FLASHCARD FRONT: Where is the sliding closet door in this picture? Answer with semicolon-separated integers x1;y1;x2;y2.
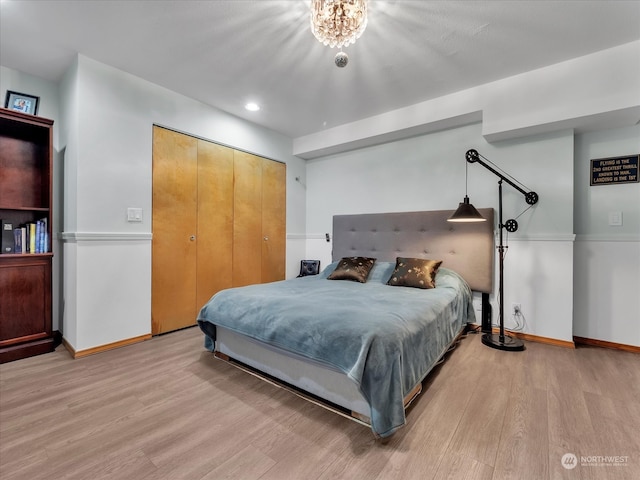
153;127;286;334
232;151;263;287
261;159;286;283
152;126;198;335
196;140;234;309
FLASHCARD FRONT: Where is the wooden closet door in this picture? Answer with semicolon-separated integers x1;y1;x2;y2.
196;140;234;309
232;151;263;287
152;126;198;335
261;159;286;283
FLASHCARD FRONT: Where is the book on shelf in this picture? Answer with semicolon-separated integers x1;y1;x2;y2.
29;222;36;253
0;219;49;254
1;219;15;253
36;220;44;253
26;219;49;253
21;227;27;253
24;223;31;252
14;227;23;253
40;218;48;253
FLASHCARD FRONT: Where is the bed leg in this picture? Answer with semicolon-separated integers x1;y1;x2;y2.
214;351;230;362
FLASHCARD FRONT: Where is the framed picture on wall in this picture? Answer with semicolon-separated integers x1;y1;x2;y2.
4;90;40;115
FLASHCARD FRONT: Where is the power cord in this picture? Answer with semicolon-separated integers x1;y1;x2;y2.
466;308;527;335
464;324;483;335
510;309;527;332
487;308;527;333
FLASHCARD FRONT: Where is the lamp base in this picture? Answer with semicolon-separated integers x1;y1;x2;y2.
481;333;525;351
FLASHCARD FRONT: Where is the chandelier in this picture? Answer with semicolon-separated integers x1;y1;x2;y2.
310;0;368;48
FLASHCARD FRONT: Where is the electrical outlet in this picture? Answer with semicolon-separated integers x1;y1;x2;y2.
512;303;521;315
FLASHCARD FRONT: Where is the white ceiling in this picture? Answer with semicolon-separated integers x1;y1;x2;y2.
1;0;639;139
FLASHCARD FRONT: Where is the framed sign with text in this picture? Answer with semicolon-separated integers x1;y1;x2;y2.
590;154;639;186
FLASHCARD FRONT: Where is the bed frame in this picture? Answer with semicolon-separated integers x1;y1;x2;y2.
213;209;495;433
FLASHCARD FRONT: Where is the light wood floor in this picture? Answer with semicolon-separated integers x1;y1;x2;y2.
1;327;639;480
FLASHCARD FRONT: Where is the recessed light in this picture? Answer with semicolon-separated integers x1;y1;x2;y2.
245;102;260;112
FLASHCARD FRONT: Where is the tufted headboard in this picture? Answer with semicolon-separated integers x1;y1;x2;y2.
332;209;495;293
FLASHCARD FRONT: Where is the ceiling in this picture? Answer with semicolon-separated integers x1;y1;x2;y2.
1;1;639;139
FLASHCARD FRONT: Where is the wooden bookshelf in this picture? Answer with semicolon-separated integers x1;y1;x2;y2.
0;107;55;363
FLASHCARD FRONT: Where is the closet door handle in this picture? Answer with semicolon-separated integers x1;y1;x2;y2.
190;235;196;241
263;236;269;241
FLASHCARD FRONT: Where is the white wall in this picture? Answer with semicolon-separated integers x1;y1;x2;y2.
58;58;79;343
574;125;640;236
53;55;306;352
306;125;574;236
68;55;305;235
306;123;575;343
573;241;639;346
0;65;60;121
573;125;640;346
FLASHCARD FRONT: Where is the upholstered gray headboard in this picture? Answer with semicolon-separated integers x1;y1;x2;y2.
332;209;495;294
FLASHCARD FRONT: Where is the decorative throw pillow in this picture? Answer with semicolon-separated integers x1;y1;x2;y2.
387;257;443;289
327;257;376;283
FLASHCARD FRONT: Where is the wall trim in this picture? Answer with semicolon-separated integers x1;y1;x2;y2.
498;328;575;349
293;233;581;242
507;233;576;242
573;336;640;354
470;324;575;348
574;233;640;242
60;232;153;242
62;333;152;359
287;233;328;240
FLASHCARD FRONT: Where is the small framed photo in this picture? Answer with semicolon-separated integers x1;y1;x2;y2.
4;90;40;115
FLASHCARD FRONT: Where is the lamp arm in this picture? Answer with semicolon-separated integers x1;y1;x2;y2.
466;149;538;205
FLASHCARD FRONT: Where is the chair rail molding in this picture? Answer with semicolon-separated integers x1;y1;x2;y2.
60;232;153;242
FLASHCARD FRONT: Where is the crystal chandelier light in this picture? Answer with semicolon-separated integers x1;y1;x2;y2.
310;0;368;48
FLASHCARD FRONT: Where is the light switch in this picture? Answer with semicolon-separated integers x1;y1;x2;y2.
127;207;143;223
608;211;622;226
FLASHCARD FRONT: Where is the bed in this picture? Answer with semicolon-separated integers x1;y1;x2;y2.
197;209;494;438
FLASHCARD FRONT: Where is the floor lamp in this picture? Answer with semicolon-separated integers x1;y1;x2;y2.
448;149;539;351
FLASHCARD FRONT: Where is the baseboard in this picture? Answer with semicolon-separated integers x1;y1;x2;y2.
62;334;152;359
573;336;640;354
471;325;640;352
501;329;575;349
469;324;575;348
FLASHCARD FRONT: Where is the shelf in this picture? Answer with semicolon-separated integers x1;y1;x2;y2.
0;252;53;259
0;206;50;211
0;107;55;363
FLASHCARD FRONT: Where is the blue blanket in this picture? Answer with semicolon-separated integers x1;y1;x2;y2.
197;262;474;437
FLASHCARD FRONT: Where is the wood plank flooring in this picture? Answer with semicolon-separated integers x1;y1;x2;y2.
1;327;639;480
